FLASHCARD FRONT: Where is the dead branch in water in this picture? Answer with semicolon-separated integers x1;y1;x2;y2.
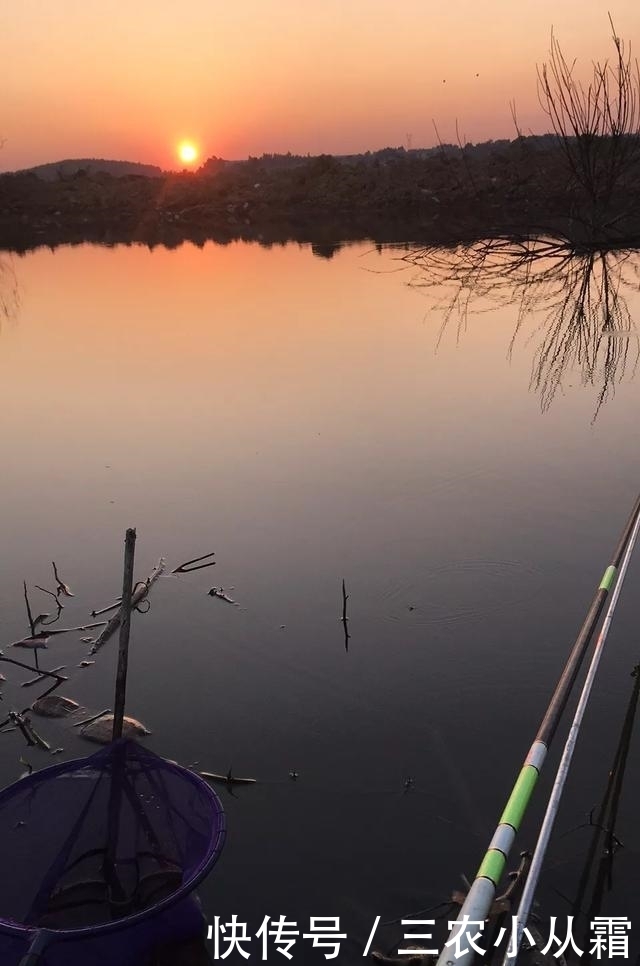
9;621;107;649
72;708;111;729
25;718;51;752
34;585;64;625
89;557;165;653
8;711;50;751
200;770;257;785
172;551;216;574
342;579;351;651
20;666;67;688
0;659;68;747
0;656;67;682
46;622;107;635
35;585;63;606
8;712;36;747
23;581;36;637
91;599;122;617
52;561;74;597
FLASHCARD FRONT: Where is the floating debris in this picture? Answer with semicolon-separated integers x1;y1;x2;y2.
31;695;80;719
12;635;49;650
80;713;150;745
208;587;237;605
77;659;95;667
289;770;299;781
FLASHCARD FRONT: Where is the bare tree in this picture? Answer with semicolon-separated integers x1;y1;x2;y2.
537;17;640;234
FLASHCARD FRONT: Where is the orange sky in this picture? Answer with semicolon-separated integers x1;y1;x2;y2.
1;1;638;172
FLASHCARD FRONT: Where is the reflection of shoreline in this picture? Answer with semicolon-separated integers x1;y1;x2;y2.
0;222;385;257
4;218;640;259
0;216;517;257
0;256;20;325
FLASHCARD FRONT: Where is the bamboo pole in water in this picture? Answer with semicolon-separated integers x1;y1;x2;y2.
112;528;136;741
435;491;640;966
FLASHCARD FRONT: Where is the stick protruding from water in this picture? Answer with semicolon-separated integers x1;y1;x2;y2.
341;578;351;651
112;528;136;741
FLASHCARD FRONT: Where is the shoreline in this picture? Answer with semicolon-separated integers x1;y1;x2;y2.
2;146;640;254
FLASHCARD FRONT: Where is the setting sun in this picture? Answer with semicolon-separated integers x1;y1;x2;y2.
177;141;198;165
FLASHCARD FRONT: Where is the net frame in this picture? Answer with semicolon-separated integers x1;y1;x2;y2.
0;739;226;944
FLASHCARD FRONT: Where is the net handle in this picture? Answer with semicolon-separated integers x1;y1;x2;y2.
19;929;54;966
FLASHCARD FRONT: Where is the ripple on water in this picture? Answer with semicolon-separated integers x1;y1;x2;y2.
380;558;547;626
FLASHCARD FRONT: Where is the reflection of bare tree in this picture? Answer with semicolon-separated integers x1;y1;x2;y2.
404;237;640;418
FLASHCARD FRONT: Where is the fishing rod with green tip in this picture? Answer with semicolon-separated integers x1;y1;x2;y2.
435;490;640;966
502;500;640;964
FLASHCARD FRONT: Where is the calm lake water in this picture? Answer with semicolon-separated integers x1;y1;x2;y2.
1;240;639;963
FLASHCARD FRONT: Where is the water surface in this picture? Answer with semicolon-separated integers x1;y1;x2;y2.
1;240;639;962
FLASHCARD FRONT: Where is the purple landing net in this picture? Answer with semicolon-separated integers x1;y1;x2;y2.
0;739;225;935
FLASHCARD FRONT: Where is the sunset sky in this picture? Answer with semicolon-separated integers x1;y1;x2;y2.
2;1;638;172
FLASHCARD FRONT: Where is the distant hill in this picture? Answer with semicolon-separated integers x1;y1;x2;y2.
17;159;164;180
6;136;567;183
197;134;563;174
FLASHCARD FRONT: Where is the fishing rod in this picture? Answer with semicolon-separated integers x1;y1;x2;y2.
570;662;640;934
435;491;640;966
502;502;640;964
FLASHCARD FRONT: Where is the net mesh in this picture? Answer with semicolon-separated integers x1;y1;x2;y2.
0;739;225;933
